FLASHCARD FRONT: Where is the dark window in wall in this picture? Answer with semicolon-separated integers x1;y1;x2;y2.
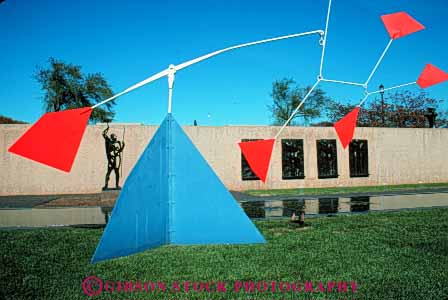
241;201;265;218
316;139;338;179
241;139;260;181
318;198;339;214
282;139;305;180
350;196;370;212
282;199;305;217
349;139;369;177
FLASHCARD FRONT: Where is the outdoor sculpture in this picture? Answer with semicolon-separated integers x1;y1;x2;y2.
425;108;438;128
102;124;125;190
7;0;448;263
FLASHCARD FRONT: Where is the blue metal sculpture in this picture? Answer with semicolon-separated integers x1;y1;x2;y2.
91;114;265;263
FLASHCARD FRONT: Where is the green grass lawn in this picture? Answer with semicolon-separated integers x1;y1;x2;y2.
246;182;448;196
1;208;447;300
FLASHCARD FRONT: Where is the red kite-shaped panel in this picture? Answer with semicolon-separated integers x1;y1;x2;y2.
238;139;275;183
8;107;92;172
417;64;448;88
334;107;360;149
381;12;425;39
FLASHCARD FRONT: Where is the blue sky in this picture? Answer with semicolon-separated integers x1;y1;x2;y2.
1;0;447;126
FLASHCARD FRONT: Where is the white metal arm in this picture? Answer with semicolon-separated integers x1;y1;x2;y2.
368;81;416;95
319;0;332;78
91;30;324;111
274;79;321;139
321;78;364;87
91;69;169;109
317;38;394;91
364;39;393;87
275;0;333;139
358;81;416;107
175;30;324;71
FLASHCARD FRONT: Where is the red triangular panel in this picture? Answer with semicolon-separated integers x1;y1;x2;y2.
8;107;92;172
334;107;360;149
380;12;425;39
417;64;448;88
238;139;275;183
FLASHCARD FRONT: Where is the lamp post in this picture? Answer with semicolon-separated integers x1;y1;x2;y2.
379;84;385;126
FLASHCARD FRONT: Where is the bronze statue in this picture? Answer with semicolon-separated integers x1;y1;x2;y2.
102;124;125;190
425;107;437;128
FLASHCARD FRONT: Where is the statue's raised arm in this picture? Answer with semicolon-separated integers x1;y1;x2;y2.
102;123;110;140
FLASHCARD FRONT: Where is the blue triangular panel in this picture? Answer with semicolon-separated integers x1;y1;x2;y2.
169;117;266;245
91;115;170;263
91;114;265;263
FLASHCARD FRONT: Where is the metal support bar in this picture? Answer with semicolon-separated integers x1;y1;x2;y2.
357;93;370;107
321;78;364;87
319;0;332;78
364;39;393;87
91;69;169;109
167;65;176;114
274;79;321;139
358;81;416;107
90;30;324;111
176;30;324;71
368;81;416;95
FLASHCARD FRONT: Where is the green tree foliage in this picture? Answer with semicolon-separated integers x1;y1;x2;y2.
0;115;26;124
326;90;448;128
268;78;329;126
35;58;115;123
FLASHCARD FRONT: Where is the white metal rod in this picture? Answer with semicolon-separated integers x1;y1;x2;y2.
364;39;393;87
357;82;416;107
368;81;416;95
274;80;321;139
321;78;364;87
319;0;332;77
175;30;324;71
91;69;169;109
91;30;324;110
167;66;175;113
167;88;173;114
357;93;370;107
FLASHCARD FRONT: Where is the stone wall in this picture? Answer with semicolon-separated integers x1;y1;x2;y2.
1;124;447;195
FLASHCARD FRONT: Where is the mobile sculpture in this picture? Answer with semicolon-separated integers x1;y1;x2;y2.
240;7;448;182
8;0;448;263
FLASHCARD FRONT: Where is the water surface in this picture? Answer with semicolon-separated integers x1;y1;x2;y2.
1;192;447;228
